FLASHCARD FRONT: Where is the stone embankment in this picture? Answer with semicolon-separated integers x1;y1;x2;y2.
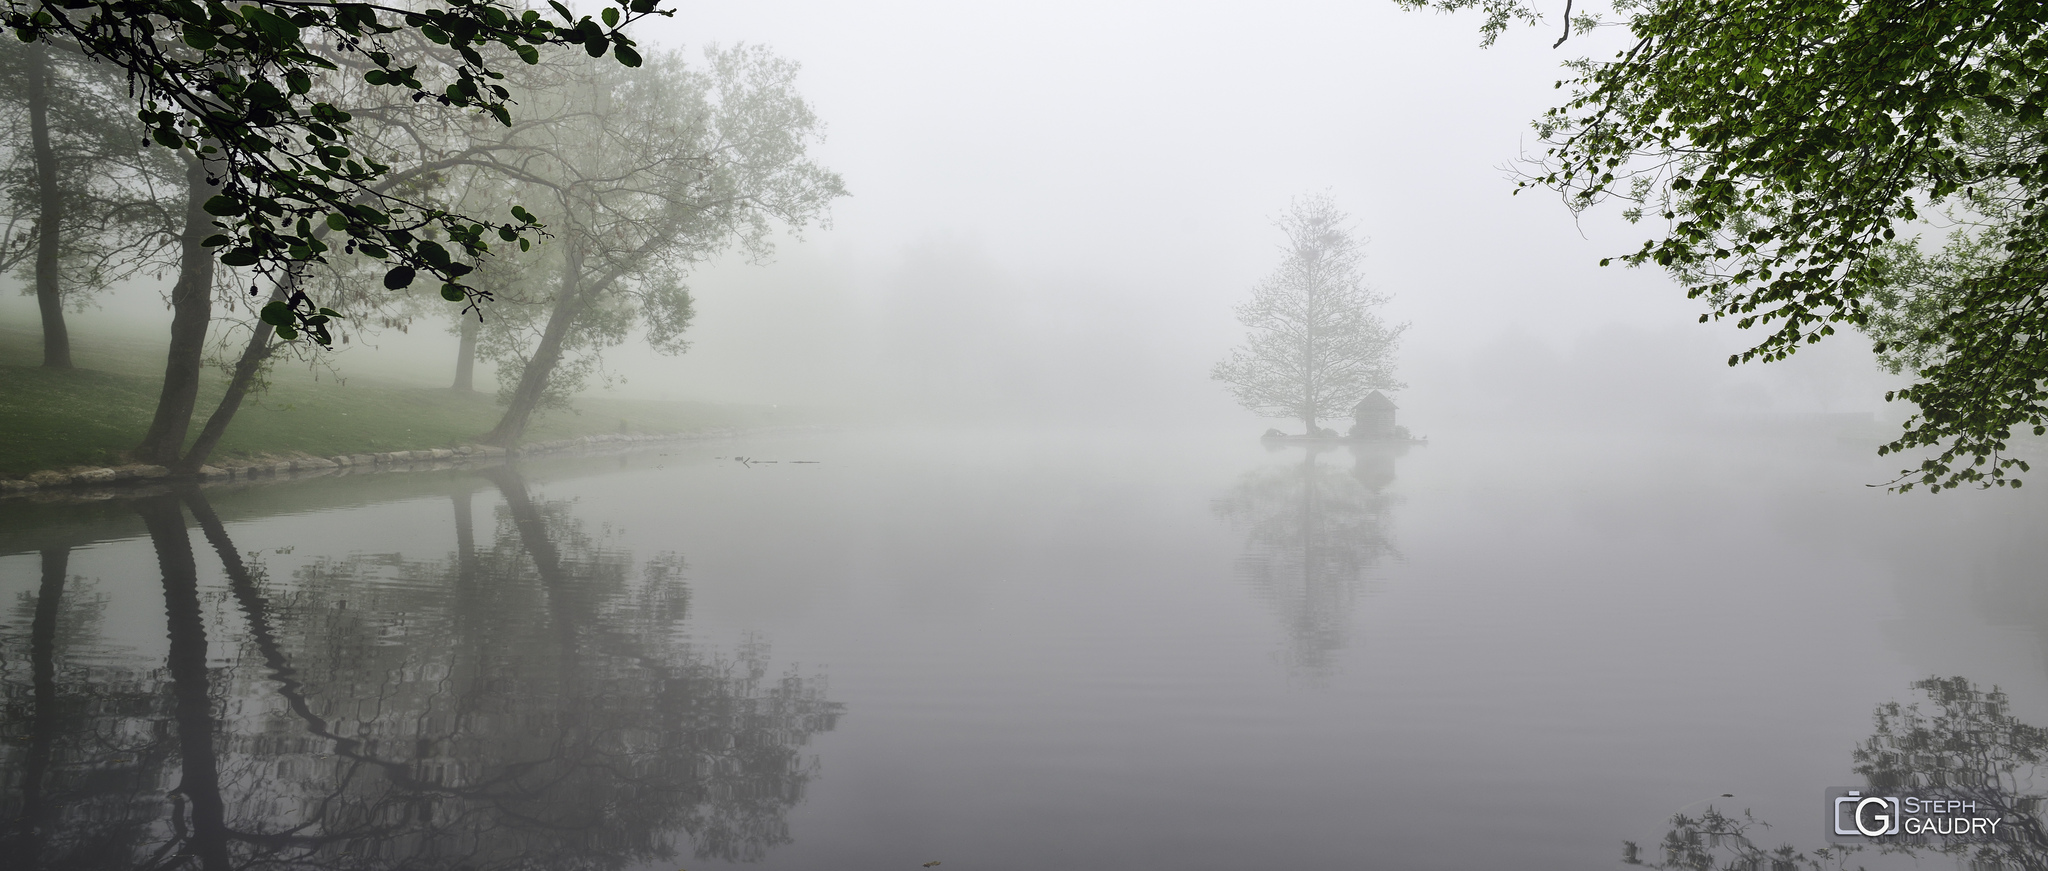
0;431;721;498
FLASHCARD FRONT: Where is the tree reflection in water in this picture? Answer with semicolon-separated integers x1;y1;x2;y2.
1214;443;1403;675
1627;677;2048;871
0;544;171;871
0;472;840;870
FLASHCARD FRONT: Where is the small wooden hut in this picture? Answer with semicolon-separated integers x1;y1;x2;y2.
1350;391;1397;439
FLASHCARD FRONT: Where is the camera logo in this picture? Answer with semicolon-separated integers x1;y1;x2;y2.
1825;788;1999;842
1834;791;1901;837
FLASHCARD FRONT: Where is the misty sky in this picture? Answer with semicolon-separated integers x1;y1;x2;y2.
622;0;1900;424
0;0;1907;426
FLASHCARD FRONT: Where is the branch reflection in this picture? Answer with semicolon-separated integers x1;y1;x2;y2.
1215;443;1404;675
0;474;840;869
1629;677;2048;870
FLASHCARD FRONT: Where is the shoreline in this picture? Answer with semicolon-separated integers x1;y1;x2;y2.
0;427;809;502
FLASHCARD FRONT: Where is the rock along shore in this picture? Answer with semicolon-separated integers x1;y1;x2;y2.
0;429;758;501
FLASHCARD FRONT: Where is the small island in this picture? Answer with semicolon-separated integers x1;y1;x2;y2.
1212;195;1422;445
1260;391;1427;444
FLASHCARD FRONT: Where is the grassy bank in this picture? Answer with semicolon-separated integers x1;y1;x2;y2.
0;323;796;476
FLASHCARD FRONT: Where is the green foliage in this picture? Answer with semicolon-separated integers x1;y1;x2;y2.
1;0;670;345
1390;0;1542;47
1405;0;2048;491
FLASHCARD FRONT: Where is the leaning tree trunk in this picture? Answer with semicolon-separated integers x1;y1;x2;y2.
26;44;69;370
182;487;338;743
165;158;460;472
482;224;673;446
134;153;219;465
482;246;589;446
174;283;285;475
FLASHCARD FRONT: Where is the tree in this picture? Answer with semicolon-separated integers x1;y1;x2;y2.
160;21;568;472
1212;194;1406;435
476;44;844;446
2;0;671;344
0;481;842;869
0;37;182;369
133;147;224;466
1400;0;2048;491
1214;444;1402;675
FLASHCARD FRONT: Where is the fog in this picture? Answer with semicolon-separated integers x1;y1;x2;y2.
9;8;2047;868
0;0;1909;432
610;0;1906;427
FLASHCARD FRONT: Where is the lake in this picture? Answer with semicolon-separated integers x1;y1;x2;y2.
5;424;2047;870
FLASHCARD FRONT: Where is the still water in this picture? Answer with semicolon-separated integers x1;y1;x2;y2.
4;426;2048;870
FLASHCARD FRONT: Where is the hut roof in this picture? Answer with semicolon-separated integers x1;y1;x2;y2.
1353;391;1396;413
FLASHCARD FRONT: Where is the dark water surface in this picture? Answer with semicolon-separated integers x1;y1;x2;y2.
5;427;2048;870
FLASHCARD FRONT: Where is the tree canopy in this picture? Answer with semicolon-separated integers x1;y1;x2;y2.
471;43;844;445
2;0;669;344
0;36;183;367
1402;0;2048;491
1213;194;1405;435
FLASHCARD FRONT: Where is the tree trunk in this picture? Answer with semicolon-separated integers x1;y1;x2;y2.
1300;318;1316;436
482;245;588;446
488;467;587;688
1299;448;1318;643
10;548;66;866
174;284;284;475
138;496;232;871
183;488;419;789
172;182;382;473
453;489;476;590
479;231;665;446
135;154;219;465
26;44;70;370
169;160;441;472
453;313;479;391
182;489;329;732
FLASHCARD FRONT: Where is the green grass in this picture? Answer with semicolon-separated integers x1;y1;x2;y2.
0;322;793;476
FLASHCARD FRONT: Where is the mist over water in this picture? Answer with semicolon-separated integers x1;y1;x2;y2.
3;426;2044;869
8;2;2048;869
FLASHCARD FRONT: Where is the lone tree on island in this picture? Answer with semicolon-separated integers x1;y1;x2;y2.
1213;194;1406;435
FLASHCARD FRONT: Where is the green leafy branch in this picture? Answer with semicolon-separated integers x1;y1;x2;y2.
2;0;670;344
